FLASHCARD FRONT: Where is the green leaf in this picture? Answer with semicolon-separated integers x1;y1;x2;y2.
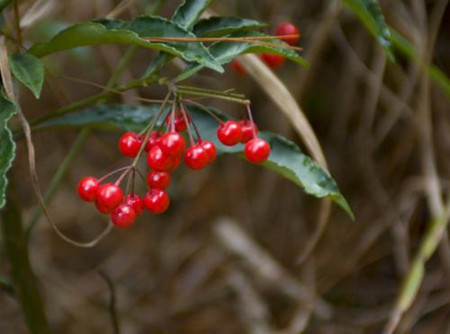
174;31;309;82
342;0;394;60
10;53;45;99
172;0;215;29
35;104;353;219
193;16;266;37
28;16;223;73
0;93;18;209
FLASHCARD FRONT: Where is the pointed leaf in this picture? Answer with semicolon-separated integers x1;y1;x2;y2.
342;0;393;60
0;93;18;209
172;0;215;29
28;16;223;73
35;104;353;218
174;31;308;82
193;16;266;37
10;53;44;99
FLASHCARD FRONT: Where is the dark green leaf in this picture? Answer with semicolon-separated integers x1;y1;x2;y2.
0;93;18;209
172;0;215;29
342;0;394;60
174;31;308;82
193;16;266;37
35;104;353;218
10;53;44;99
28;16;223;73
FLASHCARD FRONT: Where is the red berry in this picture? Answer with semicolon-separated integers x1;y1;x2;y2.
147;171;171;189
144;189;170;214
199;141;217;163
96;183;124;213
167;156;181;172
77;177;98;202
275;22;300;45
125;194;145;216
111;204;136;228
166;112;190;132
231;59;245;74
240;120;258;143
119;132;143;157
145;131;162;152
147;145;173;171
245;139;271;163
217;121;242;146
160;132;186;157
260;53;285;68
95;201;110;214
184;145;209;170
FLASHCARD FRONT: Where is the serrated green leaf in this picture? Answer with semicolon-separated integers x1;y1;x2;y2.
172;0;215;29
34;104;353;219
193;16;266;37
342;0;394;60
28;16;223;73
0;93;18;209
174;31;308;82
10;53;44;99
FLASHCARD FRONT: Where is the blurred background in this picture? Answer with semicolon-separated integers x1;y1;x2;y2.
1;0;450;333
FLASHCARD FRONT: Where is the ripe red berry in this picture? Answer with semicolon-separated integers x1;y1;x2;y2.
96;183;124;213
275;22;300;45
199;141;217;163
147;145;173;171
119;132;143;157
166;112;190;132
184;145;209;170
144;189;170;214
147;170;171;189
245;138;271;163
260;53;285;68
240;120;258;143
231;58;245;74
77;177;99;202
217;121;242;146
111;204;136;228
125;194;145;216
145;131;162;152
96;201;111;214
167;156;181;172
160;132;186;157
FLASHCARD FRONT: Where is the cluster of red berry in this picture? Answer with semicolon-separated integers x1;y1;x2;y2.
231;22;300;72
77;104;270;228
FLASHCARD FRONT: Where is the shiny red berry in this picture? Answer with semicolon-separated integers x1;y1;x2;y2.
240;120;258;143
166;112;190;132
260;53;285;68
160;132;186;157
119;132;143;157
125;194;145;216
184;145;209;170
275;22;300;45
77;177;98;202
231;58;245;74
199;141;217;163
145;131;162;152
147;145;173;171
95;201;111;214
111;204;136;228
144;189;170;214
96;183;124;213
147;171;171;189
217;121;242;146
245;138;271;163
167;156;181;172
